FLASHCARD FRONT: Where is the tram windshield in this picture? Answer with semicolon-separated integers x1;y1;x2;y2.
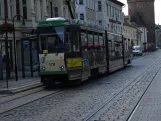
39;27;65;53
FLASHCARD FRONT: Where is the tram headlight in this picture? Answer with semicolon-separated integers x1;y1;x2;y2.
40;66;46;71
41;57;45;64
59;65;64;70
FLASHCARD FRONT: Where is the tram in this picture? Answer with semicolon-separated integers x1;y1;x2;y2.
37;17;132;85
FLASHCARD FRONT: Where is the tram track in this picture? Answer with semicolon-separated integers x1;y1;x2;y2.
0;87;65;114
0;52;160;120
0;86;46;105
125;62;161;121
82;56;161;121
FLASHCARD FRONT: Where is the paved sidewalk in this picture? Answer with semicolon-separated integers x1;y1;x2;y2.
0;77;42;94
129;66;161;121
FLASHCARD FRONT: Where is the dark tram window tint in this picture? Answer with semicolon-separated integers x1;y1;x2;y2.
72;28;80;52
87;31;93;48
81;30;88;49
94;33;98;47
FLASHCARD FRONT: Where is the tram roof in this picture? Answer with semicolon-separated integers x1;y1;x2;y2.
37;17;104;32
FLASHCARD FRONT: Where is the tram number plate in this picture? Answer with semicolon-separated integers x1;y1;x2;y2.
49;63;55;66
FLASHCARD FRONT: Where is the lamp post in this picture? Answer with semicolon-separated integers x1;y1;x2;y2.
12;15;25;81
4;0;9;88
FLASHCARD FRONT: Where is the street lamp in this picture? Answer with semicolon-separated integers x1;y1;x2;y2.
12;15;25;81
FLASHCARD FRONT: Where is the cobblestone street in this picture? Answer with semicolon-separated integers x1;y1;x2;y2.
0;51;161;121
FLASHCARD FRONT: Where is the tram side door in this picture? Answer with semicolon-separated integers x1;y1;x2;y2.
65;27;82;69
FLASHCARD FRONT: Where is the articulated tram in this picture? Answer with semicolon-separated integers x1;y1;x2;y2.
37;17;132;85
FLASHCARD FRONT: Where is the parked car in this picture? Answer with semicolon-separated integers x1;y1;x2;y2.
156;46;159;50
132;45;142;56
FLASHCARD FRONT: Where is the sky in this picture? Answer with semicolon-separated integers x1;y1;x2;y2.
120;0;161;25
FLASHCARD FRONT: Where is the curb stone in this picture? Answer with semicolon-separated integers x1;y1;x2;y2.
0;82;43;95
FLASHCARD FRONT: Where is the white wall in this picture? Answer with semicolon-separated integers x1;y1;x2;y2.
138;27;148;49
95;0;124;33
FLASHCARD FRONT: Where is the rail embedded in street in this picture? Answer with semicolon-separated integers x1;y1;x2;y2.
0;51;161;121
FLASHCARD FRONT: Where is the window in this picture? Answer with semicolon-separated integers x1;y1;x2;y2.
80;13;84;20
81;30;87;48
99;34;104;48
98;1;102;12
54;7;58;17
94;33;98;47
93;0;95;10
40;0;43;19
112;7;114;16
99;20;102;25
109;5;111;16
107;4;108;16
0;2;2;17
22;0;27;19
88;31;93;47
47;0;50;17
79;0;83;4
72;28;80;52
66;27;80;52
10;0;13;18
90;0;92;9
34;0;37;19
76;13;78;19
39;27;65;53
66;29;72;52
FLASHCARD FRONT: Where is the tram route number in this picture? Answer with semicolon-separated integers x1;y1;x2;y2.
49;63;55;66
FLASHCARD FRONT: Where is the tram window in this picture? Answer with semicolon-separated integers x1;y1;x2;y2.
66;27;80;52
88;32;93;48
72;28;80;52
102;34;105;47
94;33;98;48
111;41;115;57
124;39;127;50
128;39;131;49
114;42;122;57
108;40;112;58
39;27;64;53
40;36;47;51
99;34;104;49
65;32;72;52
81;31;87;48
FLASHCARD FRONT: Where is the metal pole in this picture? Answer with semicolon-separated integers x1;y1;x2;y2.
29;40;33;77
12;14;25;81
12;17;18;81
4;0;9;88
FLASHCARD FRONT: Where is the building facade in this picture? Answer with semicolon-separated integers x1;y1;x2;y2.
138;27;148;51
155;25;161;48
0;0;74;71
127;0;156;50
74;0;124;34
123;19;137;48
74;0;97;24
96;0;124;33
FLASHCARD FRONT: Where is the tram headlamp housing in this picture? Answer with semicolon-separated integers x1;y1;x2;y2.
41;57;45;64
59;65;64;70
40;66;46;71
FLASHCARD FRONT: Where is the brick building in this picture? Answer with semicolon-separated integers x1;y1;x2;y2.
127;0;156;50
